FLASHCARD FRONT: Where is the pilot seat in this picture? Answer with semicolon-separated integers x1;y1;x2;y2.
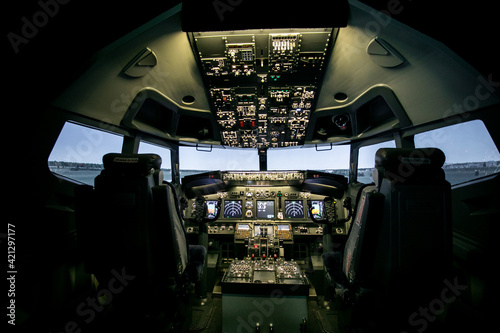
322;148;452;332
75;153;206;332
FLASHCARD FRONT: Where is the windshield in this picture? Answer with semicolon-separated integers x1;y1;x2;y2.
267;145;350;171
179;145;351;180
179;147;259;179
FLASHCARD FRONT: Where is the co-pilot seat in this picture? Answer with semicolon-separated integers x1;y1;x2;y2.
75;153;206;331
372;148;452;294
322;148;452;330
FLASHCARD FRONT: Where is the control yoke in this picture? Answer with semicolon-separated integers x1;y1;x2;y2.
307;197;337;225
307;197;352;253
307;197;352;225
190;196;222;224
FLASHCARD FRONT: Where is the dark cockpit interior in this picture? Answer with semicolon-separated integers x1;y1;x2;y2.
5;0;500;333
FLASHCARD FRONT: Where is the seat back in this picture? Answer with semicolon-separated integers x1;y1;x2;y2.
95;154;162;278
75;153;189;314
151;182;189;282
342;185;385;288
371;148;452;293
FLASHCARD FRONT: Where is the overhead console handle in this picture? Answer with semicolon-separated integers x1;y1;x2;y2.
181;0;349;32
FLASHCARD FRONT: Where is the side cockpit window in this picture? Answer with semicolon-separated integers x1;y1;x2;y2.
357;140;396;183
414;119;500;185
138;141;173;182
48;122;123;185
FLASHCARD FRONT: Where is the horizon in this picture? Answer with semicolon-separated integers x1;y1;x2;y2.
48;120;500;170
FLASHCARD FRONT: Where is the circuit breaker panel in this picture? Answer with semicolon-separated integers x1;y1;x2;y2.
189;29;335;148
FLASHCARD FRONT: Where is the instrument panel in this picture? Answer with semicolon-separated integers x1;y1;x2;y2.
182;170;350;237
197;185;325;222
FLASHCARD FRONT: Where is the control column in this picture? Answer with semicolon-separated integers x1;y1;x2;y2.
308;197;338;252
191;197;221;303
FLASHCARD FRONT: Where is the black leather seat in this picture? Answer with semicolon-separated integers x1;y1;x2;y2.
321;185;384;296
75;153;206;331
372;148;452;292
322;148;452;331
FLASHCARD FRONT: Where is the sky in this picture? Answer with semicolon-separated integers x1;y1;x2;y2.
48;123;124;164
49;120;500;170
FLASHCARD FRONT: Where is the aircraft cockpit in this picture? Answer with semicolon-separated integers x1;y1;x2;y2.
7;0;500;332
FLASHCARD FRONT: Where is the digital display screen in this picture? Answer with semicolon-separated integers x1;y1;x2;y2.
256;201;275;219
310;200;324;219
284;200;304;219
206;200;218;219
238;224;250;230
224;200;243;218
278;224;290;230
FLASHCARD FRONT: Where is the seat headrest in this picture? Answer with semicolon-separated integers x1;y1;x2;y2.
102;153;162;176
375;148;445;171
373;148;445;186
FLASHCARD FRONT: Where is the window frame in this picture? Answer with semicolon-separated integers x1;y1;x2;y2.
137;139;175;182
400;108;500;187
356;138;397;184
48;120;126;185
412;118;500;186
350;134;399;183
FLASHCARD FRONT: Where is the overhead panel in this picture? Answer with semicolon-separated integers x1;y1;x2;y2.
190;28;335;148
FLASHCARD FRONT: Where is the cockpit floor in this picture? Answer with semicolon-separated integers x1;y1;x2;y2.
189;293;340;333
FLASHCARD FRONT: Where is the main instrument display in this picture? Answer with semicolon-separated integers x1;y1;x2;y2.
223;200;243;218
284;200;304;218
202;185;327;223
182;171;350;236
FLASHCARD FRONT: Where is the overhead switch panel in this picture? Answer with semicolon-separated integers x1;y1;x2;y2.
190;29;335;148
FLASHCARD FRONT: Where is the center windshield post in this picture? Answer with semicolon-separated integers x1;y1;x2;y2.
259;148;267;171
